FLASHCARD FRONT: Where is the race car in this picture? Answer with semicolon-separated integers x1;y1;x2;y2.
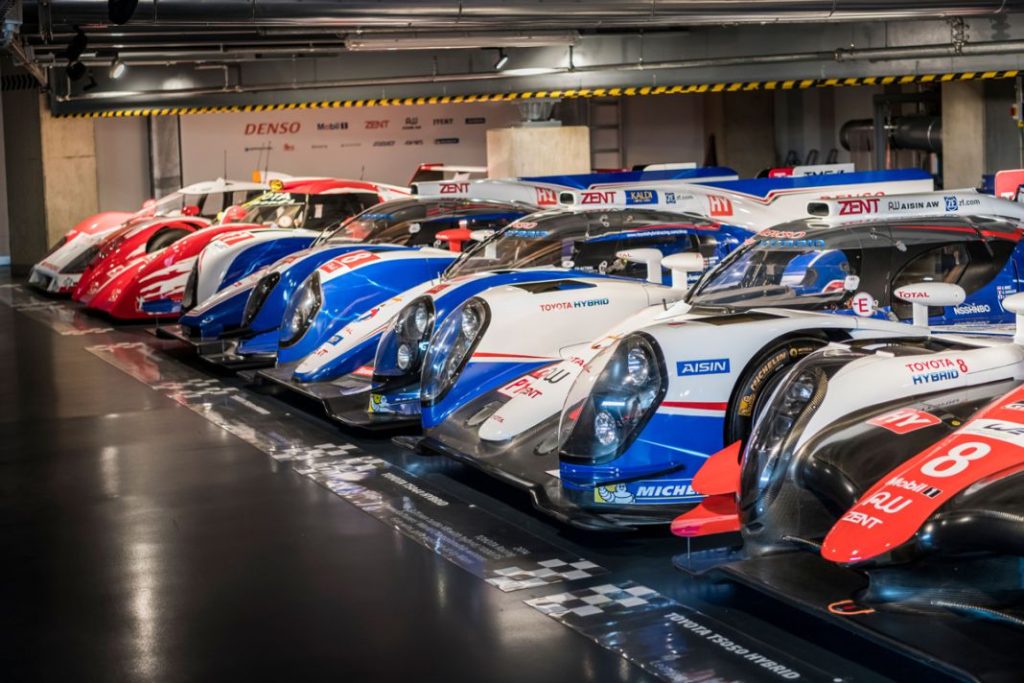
670;296;1024;627
417;191;1024;530
169;195;536;365
281;169;933;432
171;166;746;366
28;178;268;295
179;178;409;311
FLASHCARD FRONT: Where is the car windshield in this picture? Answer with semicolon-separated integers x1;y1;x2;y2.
688;227;874;309
242;192;380;230
443;209;710;280
314;198;523;247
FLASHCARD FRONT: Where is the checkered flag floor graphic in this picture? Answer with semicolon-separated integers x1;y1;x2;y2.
526;582;665;619
487;558;606;591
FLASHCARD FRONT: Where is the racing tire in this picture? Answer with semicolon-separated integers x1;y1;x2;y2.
146;228;192;253
724;335;826;444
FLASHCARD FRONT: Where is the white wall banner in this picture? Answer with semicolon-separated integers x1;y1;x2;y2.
179;102;521;187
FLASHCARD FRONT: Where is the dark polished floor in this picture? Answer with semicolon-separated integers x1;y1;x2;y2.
0;276;927;683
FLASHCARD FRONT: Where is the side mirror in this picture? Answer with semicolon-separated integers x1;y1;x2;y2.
1002;292;1024;344
277;214;295;229
181;204;201;217
222;205;246;224
894;282;966;327
616;248;664;284
662;252;706;291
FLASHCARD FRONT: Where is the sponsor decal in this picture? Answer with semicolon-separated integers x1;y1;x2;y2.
404;140;424;146
465;117;486;124
284;143;295;151
535;187;559;206
435;137;461;145
665;192;677;204
594;479;699;505
625;189;657;205
953;302;991;315
215;232;256;247
850;291;876;317
365;120;390;130
507;229;549;238
759;229;806;239
312;144;328;150
498;377;543;399
439;182;470;194
944;195;958;212
402;117;421;130
581;190;616;205
868;408;942;435
708;195;733;217
372;140;396;147
837;197;879;215
353;365;375;378
677;358;730;377
905;357;968;385
433;117;453;125
898;288;930;299
316;121;349;131
319;250;381;274
538;298;610;312
244;122;301;135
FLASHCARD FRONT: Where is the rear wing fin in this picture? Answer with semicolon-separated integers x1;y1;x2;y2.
807;190;1024;223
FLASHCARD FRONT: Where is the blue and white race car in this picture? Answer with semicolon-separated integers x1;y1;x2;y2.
270;169;932;430
418;191;1024;530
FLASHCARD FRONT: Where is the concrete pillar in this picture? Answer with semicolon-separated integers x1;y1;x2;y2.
2;91;47;273
942;81;986;189
149;115;182;197
703;91;776;176
486;125;590;177
40;104;99;250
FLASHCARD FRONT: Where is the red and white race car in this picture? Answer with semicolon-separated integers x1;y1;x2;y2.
29;178;269;295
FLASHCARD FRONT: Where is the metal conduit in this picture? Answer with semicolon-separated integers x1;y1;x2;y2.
28;0;1024;30
56;36;1024;102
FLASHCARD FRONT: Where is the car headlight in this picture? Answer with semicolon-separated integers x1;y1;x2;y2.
241;271;281;327
739;365;827;516
558;334;666;464
421;298;489;404
62;244;101;274
281;271;322;347
374;296;435;380
181;262;199;311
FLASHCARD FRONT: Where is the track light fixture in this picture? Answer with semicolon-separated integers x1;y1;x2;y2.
494;49;509;71
110;56;126;79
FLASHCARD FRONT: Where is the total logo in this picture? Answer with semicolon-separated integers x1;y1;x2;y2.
953;302;991;315
538;297;610;312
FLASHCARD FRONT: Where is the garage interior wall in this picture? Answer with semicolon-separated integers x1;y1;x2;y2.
95;118;151;211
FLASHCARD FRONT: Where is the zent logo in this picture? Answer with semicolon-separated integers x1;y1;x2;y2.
677;358;730;376
708;195;733;217
365;120;390;130
439;182;469;194
838;197;880;215
581;190;616;205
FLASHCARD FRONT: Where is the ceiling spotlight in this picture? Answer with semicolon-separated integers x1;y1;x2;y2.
494;49;509;71
110;57;126;79
108;0;140;25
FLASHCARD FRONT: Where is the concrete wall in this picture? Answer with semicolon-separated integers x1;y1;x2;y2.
943;81;987;190
486;126;591;177
3;91;46;271
703;91;776;177
95;117;151;211
39;107;98;249
0;93;9;263
620;94;705;169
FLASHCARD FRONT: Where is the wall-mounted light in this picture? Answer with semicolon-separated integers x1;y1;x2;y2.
110;56;126;79
494;49;509;71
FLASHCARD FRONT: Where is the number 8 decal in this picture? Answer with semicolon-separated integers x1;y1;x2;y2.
920;441;990;478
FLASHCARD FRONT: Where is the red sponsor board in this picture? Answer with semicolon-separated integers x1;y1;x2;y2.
320;250;381;274
867;408;941;435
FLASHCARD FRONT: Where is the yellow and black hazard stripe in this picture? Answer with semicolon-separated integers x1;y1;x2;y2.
61;69;1021;118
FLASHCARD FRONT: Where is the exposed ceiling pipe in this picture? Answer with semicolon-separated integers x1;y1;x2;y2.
55;36;1024;104
28;0;1024;31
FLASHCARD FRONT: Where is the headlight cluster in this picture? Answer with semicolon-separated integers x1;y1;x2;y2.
281;271;323;347
63;244;101;274
421;298;489;404
374;297;435;379
181;262;199;312
242;271;281;327
559;334;665;463
739;366;826;513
